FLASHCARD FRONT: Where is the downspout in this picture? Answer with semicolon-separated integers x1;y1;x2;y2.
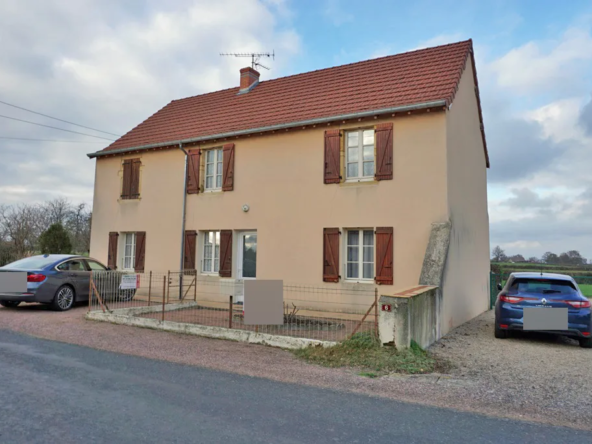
178;143;188;300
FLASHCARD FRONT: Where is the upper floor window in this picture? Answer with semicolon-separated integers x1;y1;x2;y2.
205;148;223;191
346;130;374;181
121;158;141;199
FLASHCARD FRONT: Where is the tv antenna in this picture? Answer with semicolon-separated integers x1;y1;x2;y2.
220;50;275;70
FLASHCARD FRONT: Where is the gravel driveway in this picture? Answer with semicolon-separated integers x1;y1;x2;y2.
1;303;590;430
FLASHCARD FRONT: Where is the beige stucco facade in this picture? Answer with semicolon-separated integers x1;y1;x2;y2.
90;57;489;333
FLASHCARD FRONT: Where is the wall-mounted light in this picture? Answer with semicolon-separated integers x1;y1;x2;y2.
242;204;250;212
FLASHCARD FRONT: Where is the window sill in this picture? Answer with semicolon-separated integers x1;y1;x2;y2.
344;279;375;284
202;188;222;194
201;272;219;276
341;178;377;186
118;197;141;203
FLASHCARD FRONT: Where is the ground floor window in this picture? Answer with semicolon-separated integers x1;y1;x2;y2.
202;231;220;273
346;229;374;280
122;232;136;270
238;232;257;279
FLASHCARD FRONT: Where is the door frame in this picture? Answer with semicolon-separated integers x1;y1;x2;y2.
237;231;257;280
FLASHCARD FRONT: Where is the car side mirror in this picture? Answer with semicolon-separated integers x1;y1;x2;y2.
497;283;503;291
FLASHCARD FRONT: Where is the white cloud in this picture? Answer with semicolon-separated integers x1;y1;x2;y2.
323;0;353;26
0;0;301;206
412;33;465;51
500;240;542;251
489;27;592;97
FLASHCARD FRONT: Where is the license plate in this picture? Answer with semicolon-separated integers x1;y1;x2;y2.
523;307;567;331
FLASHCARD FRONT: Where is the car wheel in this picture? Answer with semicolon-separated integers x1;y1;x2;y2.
0;301;21;308
579;337;592;349
494;324;509;339
51;285;75;311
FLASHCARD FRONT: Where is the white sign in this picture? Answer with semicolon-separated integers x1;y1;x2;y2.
119;274;139;290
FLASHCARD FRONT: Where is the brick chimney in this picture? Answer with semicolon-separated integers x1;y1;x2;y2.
239;67;260;93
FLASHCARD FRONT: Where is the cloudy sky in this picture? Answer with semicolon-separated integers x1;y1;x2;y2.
1;0;592;259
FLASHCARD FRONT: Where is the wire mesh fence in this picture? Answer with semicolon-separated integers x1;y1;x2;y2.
89;270;379;342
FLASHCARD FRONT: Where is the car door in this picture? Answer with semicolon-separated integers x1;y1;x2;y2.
56;259;90;301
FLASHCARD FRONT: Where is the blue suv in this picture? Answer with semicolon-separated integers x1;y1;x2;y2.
494;272;592;348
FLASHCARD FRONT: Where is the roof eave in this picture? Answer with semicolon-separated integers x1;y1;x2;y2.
87;100;447;159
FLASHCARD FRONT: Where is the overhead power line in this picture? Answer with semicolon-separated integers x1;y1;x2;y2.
0;137;106;143
0;114;116;141
0;99;121;137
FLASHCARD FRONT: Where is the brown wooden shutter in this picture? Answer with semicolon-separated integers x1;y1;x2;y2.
134;231;146;272
108;232;119;270
130;159;141;198
186;150;201;194
222;143;235;191
323;228;340;282
184;230;197;270
375;123;393;180
122;160;132;199
219;230;232;277
324;130;341;184
375;227;393;285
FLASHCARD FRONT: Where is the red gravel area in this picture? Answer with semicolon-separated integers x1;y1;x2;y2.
0;303;589;431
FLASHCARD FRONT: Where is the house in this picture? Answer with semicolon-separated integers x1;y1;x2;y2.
88;40;490;337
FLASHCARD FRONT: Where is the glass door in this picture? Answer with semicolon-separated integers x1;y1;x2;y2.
238;232;257;279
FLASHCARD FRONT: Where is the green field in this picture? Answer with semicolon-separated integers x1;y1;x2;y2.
578;284;592;298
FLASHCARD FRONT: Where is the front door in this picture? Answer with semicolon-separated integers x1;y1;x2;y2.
238;232;257;279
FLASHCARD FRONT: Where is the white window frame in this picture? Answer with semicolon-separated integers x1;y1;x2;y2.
120;232;136;271
345;129;375;182
201;231;220;274
204;148;223;191
344;228;374;282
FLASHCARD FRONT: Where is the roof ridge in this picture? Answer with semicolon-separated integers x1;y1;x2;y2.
174;39;472;103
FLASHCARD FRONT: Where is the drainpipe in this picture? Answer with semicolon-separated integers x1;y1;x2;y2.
178;143;188;300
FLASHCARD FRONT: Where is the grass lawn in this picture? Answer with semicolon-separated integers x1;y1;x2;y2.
578;284;592;298
293;332;449;377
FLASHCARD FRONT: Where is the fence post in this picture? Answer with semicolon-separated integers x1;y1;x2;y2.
148;271;152;306
194;272;197;302
374;287;378;337
88;274;93;313
166;271;171;303
162;276;166;322
229;295;233;329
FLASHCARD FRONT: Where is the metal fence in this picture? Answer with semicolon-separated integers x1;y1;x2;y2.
89;270;379;342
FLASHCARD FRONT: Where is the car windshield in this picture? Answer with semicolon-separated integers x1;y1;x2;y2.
509;278;578;295
1;256;58;270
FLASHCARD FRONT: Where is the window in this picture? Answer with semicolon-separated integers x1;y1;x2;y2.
202;231;220;273
204;149;223;191
346;130;374;181
56;259;86;272
86;260;107;271
121;158;141;199
122;233;136;270
509;278;577;295
346;229;374;280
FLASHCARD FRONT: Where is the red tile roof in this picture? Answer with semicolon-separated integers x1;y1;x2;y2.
95;39;488;165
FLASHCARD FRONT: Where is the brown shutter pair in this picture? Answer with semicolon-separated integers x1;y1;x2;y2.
323;123;393;183
219;230;233;277
184;230;197;270
186;144;235;193
322;227;393;284
122;159;141;199
106;231;146;272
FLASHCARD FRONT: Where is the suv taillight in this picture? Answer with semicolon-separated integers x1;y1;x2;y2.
499;294;538;304
565;300;591;309
27;274;46;283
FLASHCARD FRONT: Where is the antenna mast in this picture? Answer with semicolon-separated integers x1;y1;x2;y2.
220;50;275;70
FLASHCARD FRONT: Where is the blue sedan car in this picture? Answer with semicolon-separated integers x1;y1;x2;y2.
494;272;592;348
0;254;134;311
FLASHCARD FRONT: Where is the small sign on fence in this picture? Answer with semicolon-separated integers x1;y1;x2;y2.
119;274;139;290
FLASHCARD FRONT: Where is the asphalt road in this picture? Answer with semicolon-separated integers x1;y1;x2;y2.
0;330;589;444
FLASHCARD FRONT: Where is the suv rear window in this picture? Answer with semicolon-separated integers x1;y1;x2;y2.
509;278;577;295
